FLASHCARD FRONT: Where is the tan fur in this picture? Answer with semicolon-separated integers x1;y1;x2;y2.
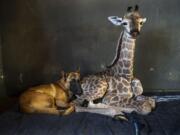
19;71;80;115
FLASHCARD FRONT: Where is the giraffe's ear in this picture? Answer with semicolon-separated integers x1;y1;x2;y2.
142;18;147;23
108;16;122;26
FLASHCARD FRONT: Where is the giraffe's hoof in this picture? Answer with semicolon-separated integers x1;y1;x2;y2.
114;114;128;121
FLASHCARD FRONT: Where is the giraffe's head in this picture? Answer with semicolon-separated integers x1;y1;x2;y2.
108;5;146;38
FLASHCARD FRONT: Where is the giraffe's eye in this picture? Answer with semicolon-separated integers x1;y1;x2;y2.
122;22;128;25
140;21;143;25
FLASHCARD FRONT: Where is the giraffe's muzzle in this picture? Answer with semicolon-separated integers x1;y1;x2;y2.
130;29;140;37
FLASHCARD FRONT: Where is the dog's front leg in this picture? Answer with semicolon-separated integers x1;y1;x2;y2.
62;104;75;115
55;100;69;108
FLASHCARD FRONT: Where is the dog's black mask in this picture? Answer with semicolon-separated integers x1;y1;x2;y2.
70;79;83;96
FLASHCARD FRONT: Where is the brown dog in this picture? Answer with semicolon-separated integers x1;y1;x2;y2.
19;71;81;115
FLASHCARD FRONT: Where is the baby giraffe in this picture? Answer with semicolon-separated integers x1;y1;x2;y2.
75;5;155;116
19;70;82;115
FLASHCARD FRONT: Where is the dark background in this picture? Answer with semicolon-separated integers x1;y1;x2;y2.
1;0;180;97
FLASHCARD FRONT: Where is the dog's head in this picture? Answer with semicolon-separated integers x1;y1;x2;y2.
61;70;80;82
60;70;82;96
69;79;82;96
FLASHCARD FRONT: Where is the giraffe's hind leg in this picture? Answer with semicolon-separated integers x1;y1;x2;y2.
131;78;143;97
134;100;152;115
124;98;153;115
135;95;156;109
131;78;156;109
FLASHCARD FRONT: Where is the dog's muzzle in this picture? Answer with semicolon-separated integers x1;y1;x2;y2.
70;79;83;96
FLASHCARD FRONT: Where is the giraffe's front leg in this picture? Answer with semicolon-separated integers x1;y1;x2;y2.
131;78;143;97
79;75;108;107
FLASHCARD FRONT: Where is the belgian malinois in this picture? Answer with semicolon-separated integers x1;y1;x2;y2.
19;70;82;115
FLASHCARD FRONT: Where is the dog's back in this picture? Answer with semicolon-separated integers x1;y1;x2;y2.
19;83;67;114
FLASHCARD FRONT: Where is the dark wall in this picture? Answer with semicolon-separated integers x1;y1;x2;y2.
1;0;180;96
0;35;6;98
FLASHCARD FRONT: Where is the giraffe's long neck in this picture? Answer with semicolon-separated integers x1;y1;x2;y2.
106;31;136;82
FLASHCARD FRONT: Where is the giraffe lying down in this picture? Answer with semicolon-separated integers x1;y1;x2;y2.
74;5;156;116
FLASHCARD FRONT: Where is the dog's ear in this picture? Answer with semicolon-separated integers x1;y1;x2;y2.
61;71;66;80
76;67;80;74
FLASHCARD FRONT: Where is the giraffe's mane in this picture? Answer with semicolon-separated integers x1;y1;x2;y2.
106;31;124;68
